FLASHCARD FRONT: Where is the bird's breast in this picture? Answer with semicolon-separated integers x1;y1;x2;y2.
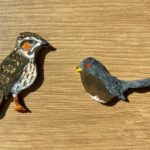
11;61;37;95
21;61;37;87
80;72;113;103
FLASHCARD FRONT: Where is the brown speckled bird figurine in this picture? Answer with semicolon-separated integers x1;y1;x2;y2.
0;32;50;112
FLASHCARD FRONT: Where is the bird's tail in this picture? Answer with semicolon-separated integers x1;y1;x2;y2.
124;78;150;91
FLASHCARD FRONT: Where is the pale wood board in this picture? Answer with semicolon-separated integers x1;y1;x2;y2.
0;0;150;149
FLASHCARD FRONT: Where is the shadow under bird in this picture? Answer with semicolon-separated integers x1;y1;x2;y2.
76;57;150;104
0;32;51;112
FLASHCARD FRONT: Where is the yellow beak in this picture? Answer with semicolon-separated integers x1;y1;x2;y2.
76;66;83;72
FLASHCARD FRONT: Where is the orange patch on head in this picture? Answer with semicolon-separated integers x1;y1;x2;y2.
22;42;32;51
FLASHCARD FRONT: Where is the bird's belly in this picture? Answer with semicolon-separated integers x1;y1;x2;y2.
88;94;107;103
11;62;37;95
80;72;113;103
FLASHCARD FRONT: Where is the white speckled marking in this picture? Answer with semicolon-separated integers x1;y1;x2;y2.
11;60;37;97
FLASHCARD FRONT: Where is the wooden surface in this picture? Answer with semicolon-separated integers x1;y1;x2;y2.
0;0;150;149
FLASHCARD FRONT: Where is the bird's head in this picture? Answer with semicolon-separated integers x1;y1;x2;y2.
15;32;49;58
76;57;108;76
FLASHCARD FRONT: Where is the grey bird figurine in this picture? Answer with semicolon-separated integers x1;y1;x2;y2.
76;57;150;104
0;32;50;112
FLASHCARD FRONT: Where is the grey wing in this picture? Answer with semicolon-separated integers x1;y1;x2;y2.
104;76;126;99
96;69;124;98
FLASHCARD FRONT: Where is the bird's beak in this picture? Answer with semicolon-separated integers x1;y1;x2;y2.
42;39;50;47
76;66;83;72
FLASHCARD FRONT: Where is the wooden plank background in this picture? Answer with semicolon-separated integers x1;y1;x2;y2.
0;0;150;149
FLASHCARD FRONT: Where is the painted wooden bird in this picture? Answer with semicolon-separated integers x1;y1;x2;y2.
0;32;50;112
76;57;150;104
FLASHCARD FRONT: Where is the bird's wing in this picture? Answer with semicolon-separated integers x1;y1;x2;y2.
0;89;4;104
0;50;28;103
104;76;125;99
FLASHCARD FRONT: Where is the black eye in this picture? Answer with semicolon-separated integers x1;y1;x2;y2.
85;63;91;68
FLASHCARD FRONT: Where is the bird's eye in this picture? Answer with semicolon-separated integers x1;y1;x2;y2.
85;63;91;68
22;42;32;51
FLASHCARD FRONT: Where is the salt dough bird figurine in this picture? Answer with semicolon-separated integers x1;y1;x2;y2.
0;32;50;112
76;57;150;104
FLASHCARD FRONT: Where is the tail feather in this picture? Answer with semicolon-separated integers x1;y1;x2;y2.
124;78;150;90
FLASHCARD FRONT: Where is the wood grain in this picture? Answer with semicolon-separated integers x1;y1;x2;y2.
0;0;150;149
